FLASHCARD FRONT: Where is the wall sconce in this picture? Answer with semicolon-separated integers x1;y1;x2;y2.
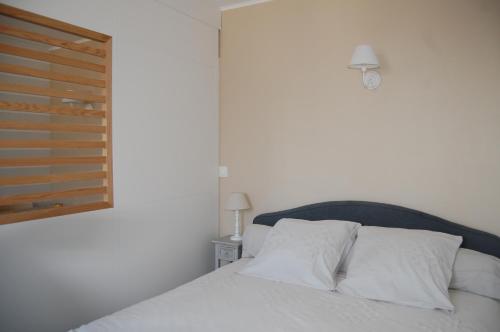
348;44;381;90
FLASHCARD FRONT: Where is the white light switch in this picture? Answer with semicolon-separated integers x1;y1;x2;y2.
219;166;229;178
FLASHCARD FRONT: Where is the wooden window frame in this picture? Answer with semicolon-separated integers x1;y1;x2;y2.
0;4;113;225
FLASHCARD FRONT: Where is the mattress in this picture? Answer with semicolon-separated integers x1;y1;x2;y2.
75;258;500;332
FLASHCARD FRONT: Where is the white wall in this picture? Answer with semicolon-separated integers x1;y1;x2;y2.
0;1;220;331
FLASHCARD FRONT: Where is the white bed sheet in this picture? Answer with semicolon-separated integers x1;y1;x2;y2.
75;258;500;332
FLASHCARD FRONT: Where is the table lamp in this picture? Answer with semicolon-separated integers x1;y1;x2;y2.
225;192;250;241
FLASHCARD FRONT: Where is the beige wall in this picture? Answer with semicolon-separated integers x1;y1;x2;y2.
219;0;500;236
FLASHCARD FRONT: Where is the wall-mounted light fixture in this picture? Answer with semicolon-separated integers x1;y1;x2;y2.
348;44;381;90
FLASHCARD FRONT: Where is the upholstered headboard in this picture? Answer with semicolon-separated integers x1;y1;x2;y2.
253;201;500;258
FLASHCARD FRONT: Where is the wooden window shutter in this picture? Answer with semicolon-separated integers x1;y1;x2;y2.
0;4;113;224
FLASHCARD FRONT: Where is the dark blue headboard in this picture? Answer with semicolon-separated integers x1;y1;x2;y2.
253;201;500;258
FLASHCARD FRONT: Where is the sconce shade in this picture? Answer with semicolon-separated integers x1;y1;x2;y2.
225;192;250;210
349;44;380;69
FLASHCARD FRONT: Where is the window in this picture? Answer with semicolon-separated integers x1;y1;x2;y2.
0;4;113;224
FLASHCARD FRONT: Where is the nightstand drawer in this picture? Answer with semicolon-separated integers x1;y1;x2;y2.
212;236;242;269
218;246;237;261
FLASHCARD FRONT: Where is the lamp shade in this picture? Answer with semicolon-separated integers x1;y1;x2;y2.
225;192;250;210
349;44;379;69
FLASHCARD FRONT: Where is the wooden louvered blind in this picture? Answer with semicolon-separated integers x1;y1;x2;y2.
0;4;113;224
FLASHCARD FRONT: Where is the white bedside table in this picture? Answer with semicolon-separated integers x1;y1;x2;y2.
212;235;242;269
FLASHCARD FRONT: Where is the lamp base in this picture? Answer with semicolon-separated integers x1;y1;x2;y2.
230;234;242;241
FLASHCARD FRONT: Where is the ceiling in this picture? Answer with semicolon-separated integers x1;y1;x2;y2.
217;0;272;11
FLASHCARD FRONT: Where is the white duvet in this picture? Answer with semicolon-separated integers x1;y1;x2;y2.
75;259;500;332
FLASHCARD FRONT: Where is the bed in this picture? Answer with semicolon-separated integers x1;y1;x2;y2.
75;201;500;332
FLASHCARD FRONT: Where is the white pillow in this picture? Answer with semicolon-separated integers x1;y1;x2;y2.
242;224;272;258
239;218;361;290
338;235;355;274
450;248;500;300
242;223;357;265
337;226;462;310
